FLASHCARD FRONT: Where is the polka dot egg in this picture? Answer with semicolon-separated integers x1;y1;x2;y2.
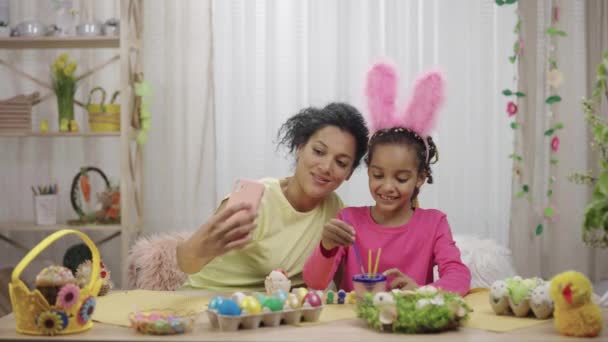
303;292;322;307
208;296;224;311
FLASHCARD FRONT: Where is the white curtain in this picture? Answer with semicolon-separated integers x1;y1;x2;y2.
142;0;216;233
510;0;608;282
213;0;517;246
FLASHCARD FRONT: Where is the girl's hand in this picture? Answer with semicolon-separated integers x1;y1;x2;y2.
177;202;257;274
383;268;419;291
321;218;355;251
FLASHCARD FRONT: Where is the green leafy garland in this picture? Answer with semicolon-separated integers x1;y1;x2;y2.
569;51;608;248
356;290;471;334
498;1;567;237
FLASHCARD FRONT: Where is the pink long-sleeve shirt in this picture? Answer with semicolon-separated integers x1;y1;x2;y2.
303;207;471;296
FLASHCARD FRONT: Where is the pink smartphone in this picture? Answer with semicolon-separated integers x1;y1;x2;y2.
225;179;265;224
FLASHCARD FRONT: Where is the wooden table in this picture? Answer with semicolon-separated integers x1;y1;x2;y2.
1;309;606;341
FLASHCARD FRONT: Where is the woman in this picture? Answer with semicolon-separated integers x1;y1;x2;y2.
177;102;369;291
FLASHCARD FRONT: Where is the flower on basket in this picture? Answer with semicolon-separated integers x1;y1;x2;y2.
77;296;96;325
56;283;80;308
36;310;65;335
51;53;79;131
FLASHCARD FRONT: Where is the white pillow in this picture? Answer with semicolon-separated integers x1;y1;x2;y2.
434;235;517;288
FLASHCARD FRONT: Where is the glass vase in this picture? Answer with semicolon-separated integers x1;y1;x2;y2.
57;93;74;132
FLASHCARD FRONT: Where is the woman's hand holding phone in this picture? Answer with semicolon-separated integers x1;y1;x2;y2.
177;202;258;274
176;179;264;274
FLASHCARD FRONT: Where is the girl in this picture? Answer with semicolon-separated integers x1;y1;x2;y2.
177;102;369;291
303;64;471;296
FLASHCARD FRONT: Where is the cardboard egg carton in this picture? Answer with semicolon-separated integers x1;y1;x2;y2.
206;306;323;331
489;277;553;319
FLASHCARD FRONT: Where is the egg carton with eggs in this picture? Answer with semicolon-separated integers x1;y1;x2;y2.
207;306;323;331
489;276;554;319
206;289;324;331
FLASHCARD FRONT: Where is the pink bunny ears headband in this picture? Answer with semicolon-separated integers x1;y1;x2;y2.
365;62;445;163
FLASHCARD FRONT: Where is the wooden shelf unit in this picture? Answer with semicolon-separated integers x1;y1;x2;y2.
0;0;144;288
0;36;119;49
0;131;120;137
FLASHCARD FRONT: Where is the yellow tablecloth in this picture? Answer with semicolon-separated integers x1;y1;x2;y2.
94;288;552;332
94;290;210;327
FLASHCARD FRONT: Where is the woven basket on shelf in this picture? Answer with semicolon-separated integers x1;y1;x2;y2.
87;87;120;132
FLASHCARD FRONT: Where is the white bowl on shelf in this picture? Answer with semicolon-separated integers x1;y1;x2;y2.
14;20;47;37
76;21;103;36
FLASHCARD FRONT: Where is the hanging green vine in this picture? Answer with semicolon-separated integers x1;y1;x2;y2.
497;1;569;237
569;50;608;248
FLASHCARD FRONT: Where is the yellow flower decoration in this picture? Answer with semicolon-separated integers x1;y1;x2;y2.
59;53;69;62
64;62;77;77
36;310;64;335
53;59;65;71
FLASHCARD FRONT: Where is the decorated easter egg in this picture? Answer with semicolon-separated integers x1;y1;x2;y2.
208;296;224;310
303;292;322;307
217;299;241;316
293;287;308;302
231;291;246;305
373;292;395;306
262;297;284;312
240;296;262;315
273;289;288;303
284;293;302;309
490;280;508;299
254;292;267;303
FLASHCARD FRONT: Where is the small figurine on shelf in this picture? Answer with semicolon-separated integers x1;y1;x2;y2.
40;119;49;132
69;119;79;132
59;118;69;132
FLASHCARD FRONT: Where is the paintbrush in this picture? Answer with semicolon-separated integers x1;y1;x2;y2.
341;212;366;275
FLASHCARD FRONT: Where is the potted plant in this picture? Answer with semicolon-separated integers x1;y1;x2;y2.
570;50;608;248
51;53;78;132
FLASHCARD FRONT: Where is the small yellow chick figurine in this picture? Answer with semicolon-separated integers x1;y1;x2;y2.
40;119;49;132
549;271;603;337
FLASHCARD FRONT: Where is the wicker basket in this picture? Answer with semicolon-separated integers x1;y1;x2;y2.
0;93;38;133
87;87;120;132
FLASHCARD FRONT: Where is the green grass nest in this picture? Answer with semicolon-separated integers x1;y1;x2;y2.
356;289;471;333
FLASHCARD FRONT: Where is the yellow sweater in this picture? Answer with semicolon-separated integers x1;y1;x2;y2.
181;178;343;291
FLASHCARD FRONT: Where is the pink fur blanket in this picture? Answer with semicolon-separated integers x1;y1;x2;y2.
127;232;191;291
